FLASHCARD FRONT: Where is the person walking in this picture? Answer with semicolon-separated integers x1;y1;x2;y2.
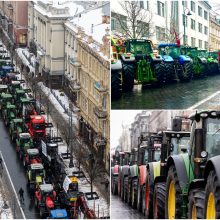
18;187;24;203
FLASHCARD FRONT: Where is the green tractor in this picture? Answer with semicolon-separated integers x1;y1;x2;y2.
9;118;28;142
8;81;22;95
12;88;30;105
155;111;220;219
27;163;45;195
0;93;13;113
2;103;16;126
181;47;207;78
121;39;166;87
16;132;34;160
206;51;219;74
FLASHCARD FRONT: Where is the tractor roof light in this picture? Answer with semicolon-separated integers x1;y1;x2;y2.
201;151;208;158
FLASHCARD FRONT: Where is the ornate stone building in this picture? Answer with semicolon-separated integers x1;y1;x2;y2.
209;13;220;51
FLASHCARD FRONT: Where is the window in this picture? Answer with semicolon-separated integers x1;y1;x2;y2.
137;21;149;38
156;26;165;41
183;35;188;45
111;12;127;32
157;1;165;17
191;37;196;47
204;26;208;35
204;10;208;20
199;39;202;48
139;1;149;10
198;23;202;33
191;18;195;30
182;1;187;7
191;1;195;12
205;41;208;49
182;14;188;27
198;6;202;17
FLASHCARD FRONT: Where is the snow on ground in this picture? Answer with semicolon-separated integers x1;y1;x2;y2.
0;194;13;219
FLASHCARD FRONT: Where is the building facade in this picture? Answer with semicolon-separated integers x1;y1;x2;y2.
111;0;211;48
0;1;28;47
209;13;220;51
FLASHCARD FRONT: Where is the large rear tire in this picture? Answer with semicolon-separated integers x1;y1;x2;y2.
204;170;220;219
153;182;166;219
154;63;165;84
188;188;205;219
164;62;175;83
111;69;122;100
137;184;142;212
165;165;183;219
141;186;146;215
145;173;154;218
123;177;128;202
131;179;138;209
122;62;134;92
178;62;193;82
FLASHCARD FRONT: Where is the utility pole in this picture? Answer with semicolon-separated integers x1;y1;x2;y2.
69;103;74;168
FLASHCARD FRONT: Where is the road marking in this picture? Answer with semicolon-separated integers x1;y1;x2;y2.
0;151;26;219
187;90;220;110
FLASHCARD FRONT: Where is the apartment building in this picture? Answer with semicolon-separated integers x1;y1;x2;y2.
111;1;211;48
0;1;28;47
209;13;220;51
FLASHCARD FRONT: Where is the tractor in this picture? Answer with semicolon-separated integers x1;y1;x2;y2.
8;80;22;95
206;51;219;74
9;118;28;142
35;184;60;218
181;47;207;78
15;132;34;160
0;93;13;113
23;148;41;169
0;84;8;93
121;39;165;87
158;44;193;81
2;103;16;126
0;65;14;79
155;111;220;219
27;163;45;195
111;150;120;195
12;88;30;105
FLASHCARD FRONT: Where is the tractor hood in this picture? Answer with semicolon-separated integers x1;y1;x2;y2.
161;55;174;62
178;55;192;64
46;196;54;209
50;209;67;219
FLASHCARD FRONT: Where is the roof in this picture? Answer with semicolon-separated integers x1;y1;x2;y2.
0;85;8;89
27;148;39;155
50;209;67;218
30;115;45;123
11;81;20;85
31;163;44;170
1;93;12;98
12;118;23;123
19;133;31;139
39;184;53;192
158;43;178;48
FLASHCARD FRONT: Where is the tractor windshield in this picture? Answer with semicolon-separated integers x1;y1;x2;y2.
182;48;197;58
129;41;152;55
160;46;180;58
198;51;208;58
205;118;220;158
171;137;190;155
209;52;218;60
33;123;45;130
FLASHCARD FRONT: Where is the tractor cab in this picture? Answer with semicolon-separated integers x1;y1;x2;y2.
158;43;181;59
16;132;34;155
9;118;27;141
0;84;8;93
0;65;14;78
14;88;26;102
148;134;162;162
3;104;16;126
29;115;46;140
28;163;45;187
25;148;41;166
0;93;13;110
3;72;17;84
8;81;21;95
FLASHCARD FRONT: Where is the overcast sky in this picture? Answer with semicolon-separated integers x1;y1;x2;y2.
111;110;143;150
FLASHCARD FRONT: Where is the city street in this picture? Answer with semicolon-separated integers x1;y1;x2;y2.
112;73;220;109
111;195;145;219
0;120;39;219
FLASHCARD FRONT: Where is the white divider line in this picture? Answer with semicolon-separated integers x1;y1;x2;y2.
187;90;220;110
0;151;26;219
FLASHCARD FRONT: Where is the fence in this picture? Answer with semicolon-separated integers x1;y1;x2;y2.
0;151;25;219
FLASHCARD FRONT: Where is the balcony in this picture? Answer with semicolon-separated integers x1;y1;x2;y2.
94;106;107;119
70;80;81;91
94;81;107;93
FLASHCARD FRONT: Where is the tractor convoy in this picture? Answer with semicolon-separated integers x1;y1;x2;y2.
111;35;220;99
0;47;97;219
111;112;220;219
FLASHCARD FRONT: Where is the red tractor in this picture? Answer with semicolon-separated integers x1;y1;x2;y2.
23;148;41;169
35;184;59;218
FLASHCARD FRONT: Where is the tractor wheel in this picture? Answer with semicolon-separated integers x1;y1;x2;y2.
39;207;45;218
154;63;165;84
204;170;220;219
111;176;118;195
164;62;175;83
111;69;122;99
142;186;146;215
137;184;142;212
122;62;135;92
178;62;193;82
131;180;138;209
165;165;182;219
153;182;166;219
188;188;205;219
145;173;154;218
127;180;132;206
118;176;123;199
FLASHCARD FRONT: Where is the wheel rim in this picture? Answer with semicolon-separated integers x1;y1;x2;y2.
168;180;175;219
206;192;216;219
192;204;197;219
145;181;150;210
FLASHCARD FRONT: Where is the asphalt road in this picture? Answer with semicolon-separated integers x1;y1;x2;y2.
0;119;39;219
112;74;220;109
111;194;145;219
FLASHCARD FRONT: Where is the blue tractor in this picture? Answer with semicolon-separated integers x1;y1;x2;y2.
158;43;193;82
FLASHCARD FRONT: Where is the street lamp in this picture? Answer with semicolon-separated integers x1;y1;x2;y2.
183;8;192;47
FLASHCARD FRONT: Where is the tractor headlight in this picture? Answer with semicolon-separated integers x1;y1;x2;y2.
201;151;208;158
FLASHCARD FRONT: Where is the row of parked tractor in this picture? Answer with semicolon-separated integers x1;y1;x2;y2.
0;44;96;219
111;112;220;219
111;36;220;99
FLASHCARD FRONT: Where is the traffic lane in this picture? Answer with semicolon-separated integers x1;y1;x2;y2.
0;120;39;219
111;195;145;219
111;73;220;109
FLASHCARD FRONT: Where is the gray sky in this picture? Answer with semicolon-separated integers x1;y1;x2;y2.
111;110;142;150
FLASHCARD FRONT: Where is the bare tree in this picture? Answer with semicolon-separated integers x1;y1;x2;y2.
84;156;105;198
112;1;154;39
